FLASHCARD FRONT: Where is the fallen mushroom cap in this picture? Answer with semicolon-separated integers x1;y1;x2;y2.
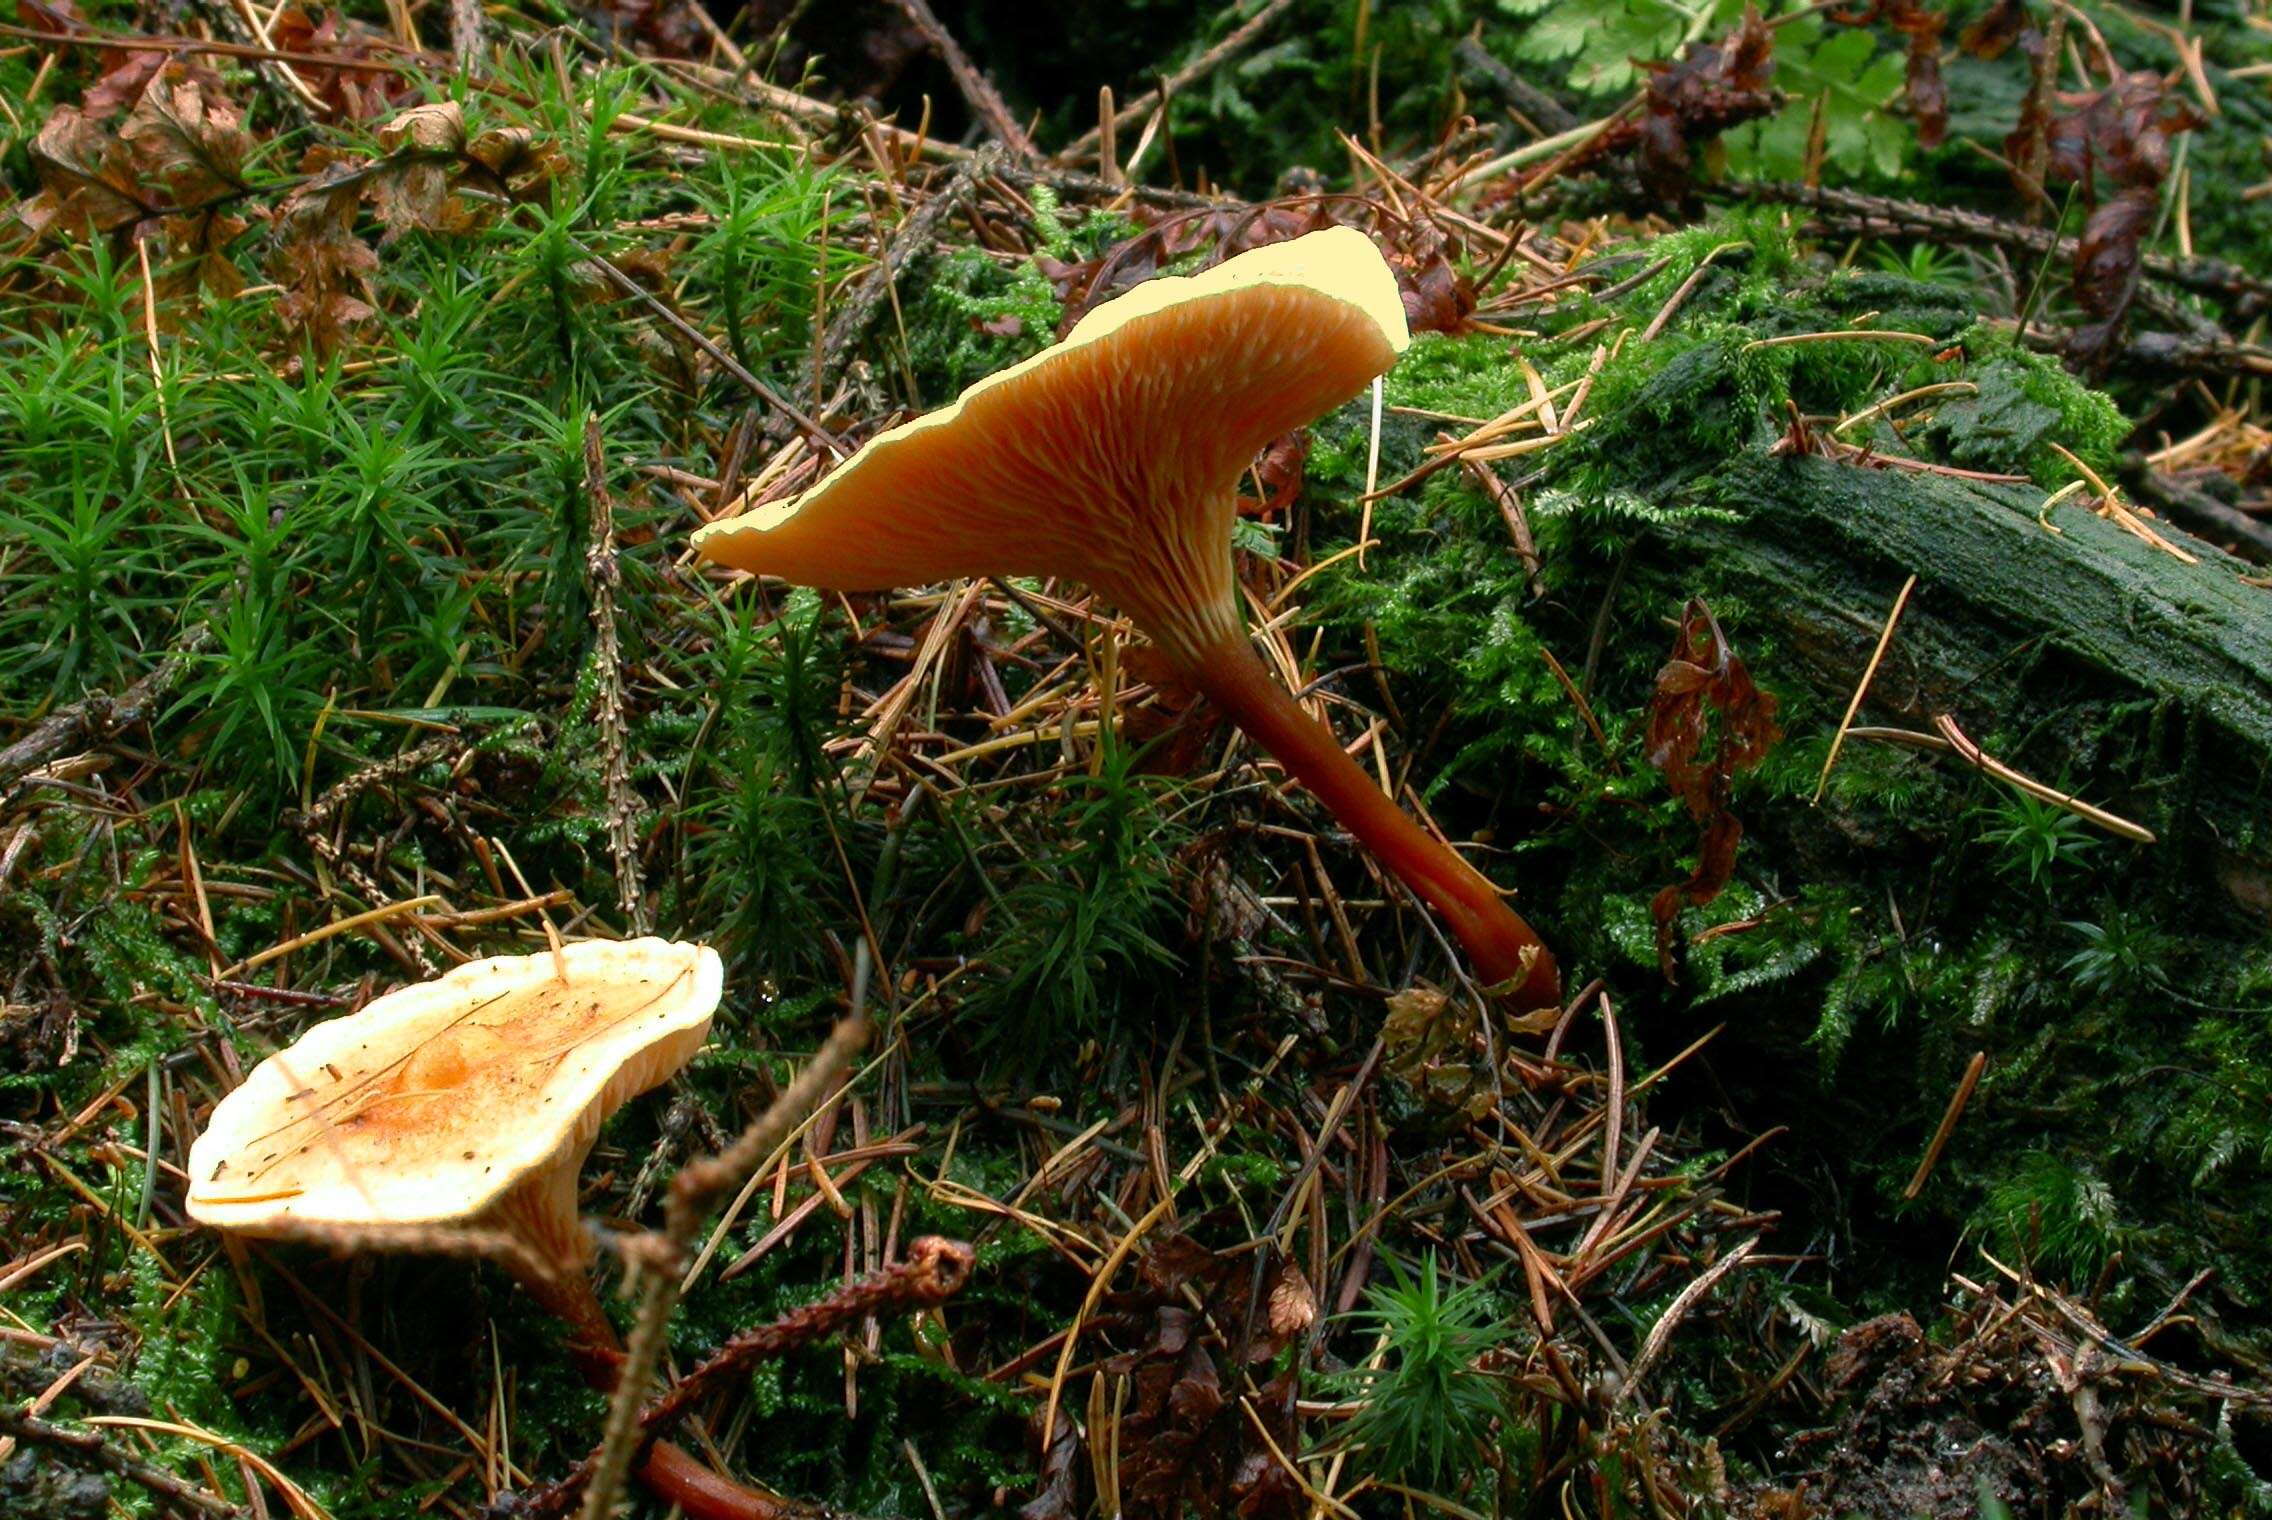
693;224;1408;661
187;936;721;1265
187;940;814;1520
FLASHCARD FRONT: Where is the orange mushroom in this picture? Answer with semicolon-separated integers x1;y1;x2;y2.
186;939;788;1520
695;226;1559;1005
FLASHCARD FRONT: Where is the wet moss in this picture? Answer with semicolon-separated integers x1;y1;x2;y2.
1292;219;2272;1354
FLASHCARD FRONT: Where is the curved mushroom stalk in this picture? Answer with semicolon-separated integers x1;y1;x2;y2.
503;1228;791;1520
186;940;794;1520
694;227;1562;1006
1173;621;1555;1001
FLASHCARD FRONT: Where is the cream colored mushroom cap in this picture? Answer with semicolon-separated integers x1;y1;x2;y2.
186;938;721;1236
690;225;1411;618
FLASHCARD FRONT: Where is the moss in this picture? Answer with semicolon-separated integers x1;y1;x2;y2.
904;247;1062;402
1926;339;2132;483
902;187;1134;403
1289;215;2272;1356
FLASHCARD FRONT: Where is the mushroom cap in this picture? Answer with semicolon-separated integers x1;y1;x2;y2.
692;225;1409;655
186;938;721;1238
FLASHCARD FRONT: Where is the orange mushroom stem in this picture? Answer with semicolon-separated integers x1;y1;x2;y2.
517;1265;791;1520
1183;626;1552;997
694;226;1560;1008
184;940;798;1520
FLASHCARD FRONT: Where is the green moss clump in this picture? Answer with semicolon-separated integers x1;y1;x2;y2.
1291;213;2272;1361
903;187;1134;402
1924;341;2132;483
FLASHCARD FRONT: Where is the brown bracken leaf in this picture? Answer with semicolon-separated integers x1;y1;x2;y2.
271;152;380;354
2040;72;2200;371
17;106;152;240
1578;7;1779;206
1645;599;1781;981
121;67;249;207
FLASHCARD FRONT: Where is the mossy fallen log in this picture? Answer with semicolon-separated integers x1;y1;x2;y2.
1310;221;2272;1361
1694;440;2272;879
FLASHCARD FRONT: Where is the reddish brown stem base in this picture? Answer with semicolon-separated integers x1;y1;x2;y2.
1182;629;1561;1008
521;1267;790;1520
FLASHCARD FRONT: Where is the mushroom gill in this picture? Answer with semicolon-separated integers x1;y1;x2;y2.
695;226;1559;1006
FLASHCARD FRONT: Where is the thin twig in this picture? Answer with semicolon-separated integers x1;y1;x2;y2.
582;416;648;933
0;1407;243;1517
527;1239;970;1518
1057;0;1301;164
1722;180;2272;308
0;626;212;796
885;0;1032;160
577;1012;873;1520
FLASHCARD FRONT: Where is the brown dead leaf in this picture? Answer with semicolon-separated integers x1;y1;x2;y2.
84;49;205;119
1381;212;1477;335
271;154;379;354
1044;198;1471;338
368;102;471;239
1384;983;1497;1117
18;106;153;240
268;7;412;119
14;70;258;311
15;0;80;33
377;100;464;155
356;102;557;241
466;126;567;200
2041;72;2200;371
121;67;249;207
1266;1265;1315;1340
1645;599;1781;980
1230;1373;1304;1520
1237;431;1310;517
1043;1230;1312;1519
1958;0;2029;58
1585;8;1781;205
1017;1408;1083;1520
159;208;253;302
1112;644;1221;778
591;0;709;58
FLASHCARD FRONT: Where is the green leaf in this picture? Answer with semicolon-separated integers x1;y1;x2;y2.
1511;0;1687;93
1713;18;1913;181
